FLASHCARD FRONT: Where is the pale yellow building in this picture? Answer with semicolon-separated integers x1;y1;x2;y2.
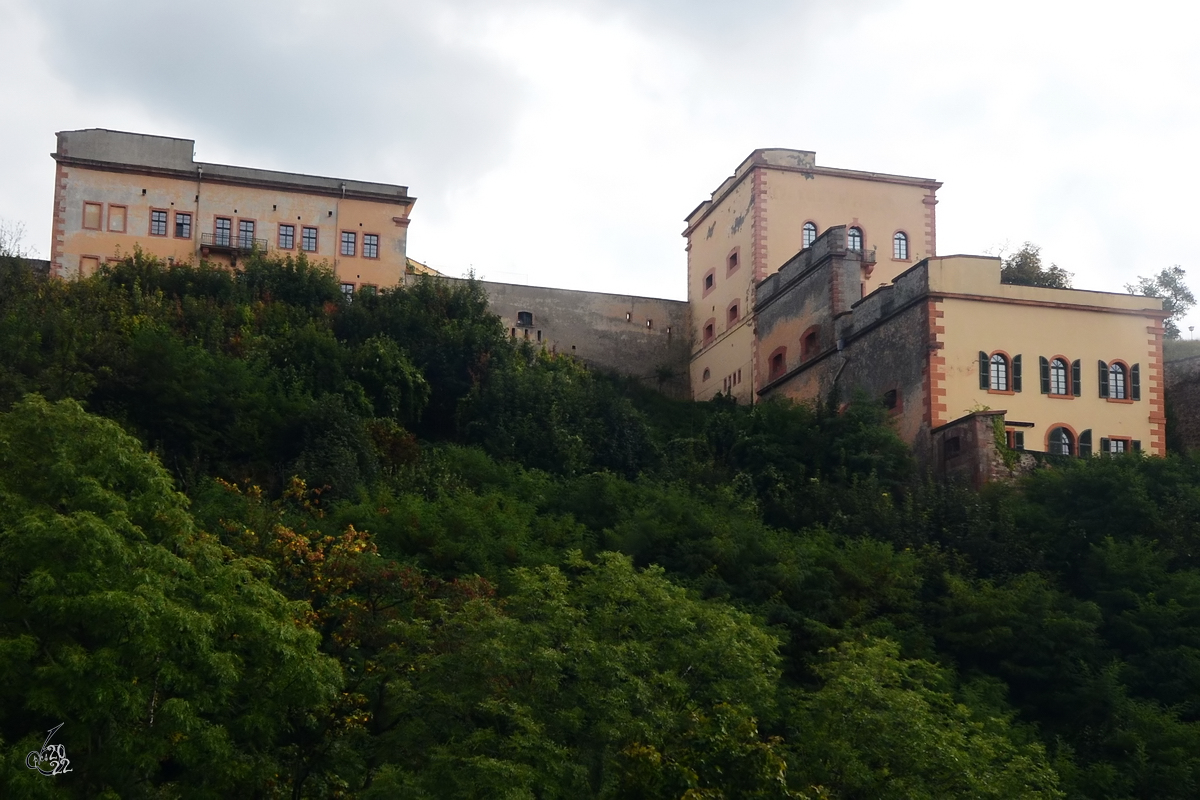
50;129;415;295
754;227;1167;472
685;148;940;403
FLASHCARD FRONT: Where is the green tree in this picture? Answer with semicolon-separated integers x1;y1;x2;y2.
1000;242;1073;289
0;396;341;798
1126;265;1195;339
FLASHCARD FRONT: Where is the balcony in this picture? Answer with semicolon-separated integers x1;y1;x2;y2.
200;232;268;257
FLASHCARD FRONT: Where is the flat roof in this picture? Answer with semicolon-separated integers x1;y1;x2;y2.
53;128;413;206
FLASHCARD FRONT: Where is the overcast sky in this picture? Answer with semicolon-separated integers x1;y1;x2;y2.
2;0;1198;333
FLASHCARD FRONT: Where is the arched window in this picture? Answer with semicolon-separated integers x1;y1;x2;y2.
702;367;711;382
1049;426;1074;456
1109;362;1127;399
802;222;818;248
893;231;908;260
769;349;787;380
848;227;863;252
990;353;1009;391
1049;358;1068;395
728;303;739;325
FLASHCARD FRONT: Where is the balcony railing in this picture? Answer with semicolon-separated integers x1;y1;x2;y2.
200;232;268;253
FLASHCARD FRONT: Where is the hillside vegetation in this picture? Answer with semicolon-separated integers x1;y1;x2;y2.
3;252;1200;799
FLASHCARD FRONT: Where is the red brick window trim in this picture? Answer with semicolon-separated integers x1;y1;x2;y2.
107;204;127;233
800;325;821;360
987;350;1015;394
1045;423;1079;456
727;299;740;328
702;317;716;346
82;202;102;230
768;346;787;381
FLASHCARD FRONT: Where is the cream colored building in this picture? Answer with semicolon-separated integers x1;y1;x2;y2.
50;129;415;294
753;228;1167;471
685;148;940;403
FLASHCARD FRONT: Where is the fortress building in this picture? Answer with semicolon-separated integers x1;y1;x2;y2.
45;132;1168;477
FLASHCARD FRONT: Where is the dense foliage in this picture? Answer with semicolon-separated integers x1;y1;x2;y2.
3;251;1200;798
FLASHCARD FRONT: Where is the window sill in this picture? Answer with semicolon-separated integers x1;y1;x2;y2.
891;257;911;263
1047;393;1075;400
1106;397;1135;404
987;388;1016;396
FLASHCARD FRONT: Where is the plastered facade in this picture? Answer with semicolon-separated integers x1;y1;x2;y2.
756;228;1167;464
51;129;414;290
685;149;939;405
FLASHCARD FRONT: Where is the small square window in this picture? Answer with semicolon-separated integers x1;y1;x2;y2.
341;231;357;257
83;202;102;230
174;212;192;238
279;224;295;249
302;226;318;252
363;234;379;259
149;210;168;236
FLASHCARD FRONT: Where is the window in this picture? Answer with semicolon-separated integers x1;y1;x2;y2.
1040;356;1077;396
883;389;898;410
1079;429;1093;457
802;328;819;359
363;233;380;259
893;231;908;260
278;224;295;250
848;226;863;252
341;282;355;299
1102;437;1128;454
728;304;739;325
174;212;192;239
83;202;102;230
1012;430;1025;450
703;322;715;344
1048;426;1074;456
238;220;256;249
80;255;100;275
702;368;711;382
301;226;318;252
361;284;377;296
728;251;738;272
769;348;787;380
215;217;232;247
108;205;126;233
944;436;962;458
802;222;817;248
703;270;715;295
517;311;534;327
149;210;168;236
990;353;1008;391
1109;362;1126;399
340;231;357;257
1049;359;1067;395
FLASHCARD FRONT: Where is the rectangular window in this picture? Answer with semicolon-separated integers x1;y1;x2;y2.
174;212;192;238
362;233;379;259
301;226;318;252
238;220;256;249
340;282;355;299
149;210;168;236
278;224;295;250
215;217;232;246
80;255;100;275
1110;438;1127;454
361;284;377;296
83;202;102;230
108;205;127;233
340;231;357;257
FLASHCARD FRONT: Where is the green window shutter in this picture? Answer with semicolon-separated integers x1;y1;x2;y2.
1039;356;1050;394
979;351;989;390
1100;437;1110;454
1132;363;1141;400
1079;429;1092;457
1072;359;1082;396
1098;360;1109;398
1133;440;1142;452
1013;354;1022;392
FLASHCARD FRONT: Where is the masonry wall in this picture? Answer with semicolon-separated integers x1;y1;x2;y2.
426;277;691;397
1166;355;1200;452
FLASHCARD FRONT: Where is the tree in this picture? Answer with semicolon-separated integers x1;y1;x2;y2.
0;396;342;798
1126;265;1195;339
1000;243;1073;289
